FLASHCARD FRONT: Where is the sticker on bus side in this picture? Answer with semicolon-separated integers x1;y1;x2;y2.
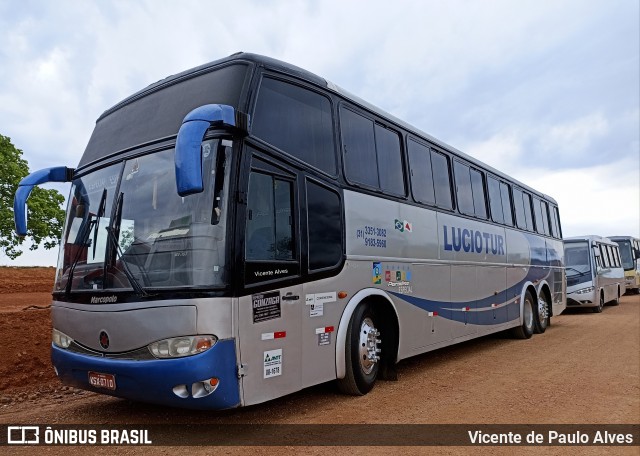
252;291;281;323
263;349;282;378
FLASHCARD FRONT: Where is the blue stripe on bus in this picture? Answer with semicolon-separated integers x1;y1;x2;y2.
388;267;550;326
51;338;240;410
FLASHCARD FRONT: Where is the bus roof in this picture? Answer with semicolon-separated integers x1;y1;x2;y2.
564;235;619;246
84;52;558;204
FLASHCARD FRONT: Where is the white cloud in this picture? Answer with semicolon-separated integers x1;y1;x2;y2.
517;157;640;238
540;113;610;159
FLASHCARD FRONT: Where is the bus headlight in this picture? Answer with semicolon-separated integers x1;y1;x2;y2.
52;328;74;348
148;335;217;359
575;286;595;295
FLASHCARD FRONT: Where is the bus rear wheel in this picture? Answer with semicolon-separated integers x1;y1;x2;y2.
533;292;550;334
337;303;381;396
511;290;534;339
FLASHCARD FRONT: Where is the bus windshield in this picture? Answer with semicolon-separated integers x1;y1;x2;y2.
616;240;634;270
55;139;231;292
564;242;591;285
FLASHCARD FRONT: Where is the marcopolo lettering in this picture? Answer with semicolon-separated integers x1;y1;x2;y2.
443;225;504;255
90;295;118;304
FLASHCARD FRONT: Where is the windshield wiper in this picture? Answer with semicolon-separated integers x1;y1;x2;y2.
92;189;107;258
565;267;588;276
105;192;153;298
65;189;108;295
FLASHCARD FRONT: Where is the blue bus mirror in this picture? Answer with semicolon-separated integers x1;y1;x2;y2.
175;104;248;196
14;166;74;236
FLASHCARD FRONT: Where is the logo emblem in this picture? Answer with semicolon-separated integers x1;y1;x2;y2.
99;331;110;349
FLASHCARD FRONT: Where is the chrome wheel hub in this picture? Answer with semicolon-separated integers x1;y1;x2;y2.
538;298;548;322
358;317;381;375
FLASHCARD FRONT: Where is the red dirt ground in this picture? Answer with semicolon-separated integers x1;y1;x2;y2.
0;267;56;394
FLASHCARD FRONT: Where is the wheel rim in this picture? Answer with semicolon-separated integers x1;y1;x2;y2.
358;317;380;375
538;297;548;326
523;298;534;329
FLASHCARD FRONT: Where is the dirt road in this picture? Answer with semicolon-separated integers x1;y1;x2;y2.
0;267;638;454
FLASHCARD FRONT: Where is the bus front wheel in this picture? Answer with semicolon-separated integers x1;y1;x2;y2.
511;290;534;339
592;293;604;313
337;303;381;396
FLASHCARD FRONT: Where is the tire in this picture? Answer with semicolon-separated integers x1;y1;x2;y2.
511;290;535;339
533;292;550;334
592;292;604;313
337;303;381;395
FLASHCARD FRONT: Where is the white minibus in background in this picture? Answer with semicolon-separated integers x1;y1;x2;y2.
564;236;625;312
607;236;640;294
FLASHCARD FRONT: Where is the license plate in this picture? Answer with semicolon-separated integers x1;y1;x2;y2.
88;371;116;390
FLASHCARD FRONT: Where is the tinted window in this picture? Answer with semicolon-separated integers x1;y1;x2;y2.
246;172;294;261
487;176;504;224
549;206;562;238
407;139;435;204
341;107;405;196
600;245;610;268
253;78;335;174
608;245;617;267
553;206;562;238
522;192;534;231
539;200;550;235
341;108;377;187
431;151;453;209
533;198;546;235
500;182;513;226
374;124;405;195
307;180;342;270
454;161;474;216
470;168;487;219
513;188;527;230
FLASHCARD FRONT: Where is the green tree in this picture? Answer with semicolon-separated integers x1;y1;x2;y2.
0;135;66;259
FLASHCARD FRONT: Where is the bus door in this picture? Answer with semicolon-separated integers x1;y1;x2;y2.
237;152;303;406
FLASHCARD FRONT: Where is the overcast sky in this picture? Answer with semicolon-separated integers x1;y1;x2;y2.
1;0;638;266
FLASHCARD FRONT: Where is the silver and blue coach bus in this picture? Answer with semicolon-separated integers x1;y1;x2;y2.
607;236;640;294
564;236;625;312
14;53;566;409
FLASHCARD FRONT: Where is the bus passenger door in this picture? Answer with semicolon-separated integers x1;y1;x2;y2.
237;153;303;406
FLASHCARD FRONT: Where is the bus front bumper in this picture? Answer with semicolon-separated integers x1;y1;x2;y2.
566;288;596;307
51;338;241;410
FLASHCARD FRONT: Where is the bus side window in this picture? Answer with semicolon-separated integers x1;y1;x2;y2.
500;182;514;226
470;168;487;219
533;197;550;236
522;192;534;231
608;245;617;268
307;179;342;271
540;200;551;236
487;176;504;224
454;161;474;216
407;138;435;205
253;77;336;175
552;206;563;238
374;124;405;196
340;106;405;197
431;150;453;210
513;188;527;230
245;172;295;261
341;107;378;189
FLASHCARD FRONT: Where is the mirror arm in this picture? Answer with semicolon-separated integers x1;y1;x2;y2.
14;166;74;236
